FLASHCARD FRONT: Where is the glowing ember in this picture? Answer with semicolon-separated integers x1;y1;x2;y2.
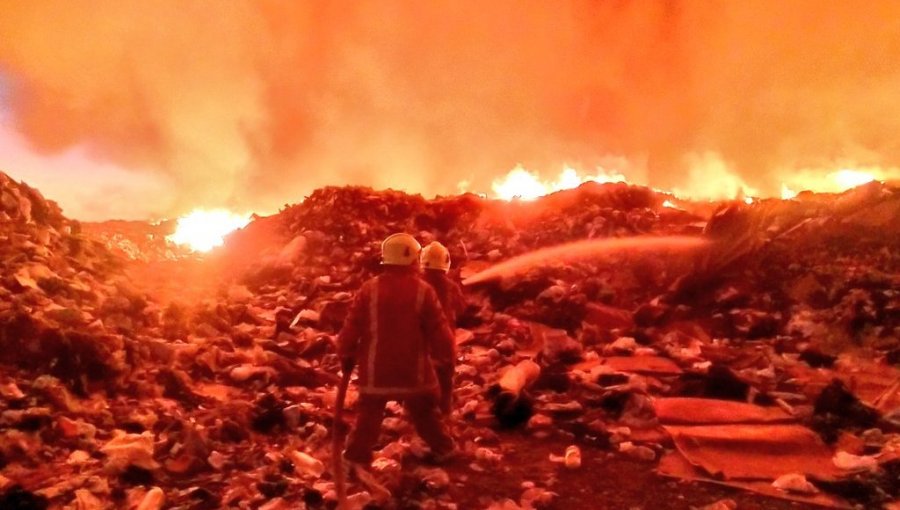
167;209;251;252
662;200;676;208
492;165;627;200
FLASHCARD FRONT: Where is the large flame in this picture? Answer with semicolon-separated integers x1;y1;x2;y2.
781;168;882;199
831;169;876;189
489;161;889;203
491;165;627;201
167;209;251;252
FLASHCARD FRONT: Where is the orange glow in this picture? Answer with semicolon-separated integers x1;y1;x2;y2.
832;169;875;189
4;3;900;221
167;209;251;252
487;160;892;204
781;184;798;200
780;168;887;197
662;200;676;208
491;165;627;201
671;152;759;202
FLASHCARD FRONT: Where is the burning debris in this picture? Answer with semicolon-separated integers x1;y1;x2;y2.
0;171;898;509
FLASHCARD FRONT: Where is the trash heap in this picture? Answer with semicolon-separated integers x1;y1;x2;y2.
81;219;185;262
1;171;898;509
0;172;159;394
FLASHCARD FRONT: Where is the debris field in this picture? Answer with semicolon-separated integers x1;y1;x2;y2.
1;171;898;509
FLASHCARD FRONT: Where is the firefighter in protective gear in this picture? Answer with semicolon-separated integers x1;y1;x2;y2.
338;233;456;466
380;232;421;266
420;241;466;414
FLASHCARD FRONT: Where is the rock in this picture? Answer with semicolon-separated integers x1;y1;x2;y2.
207;451;227;470
772;473;819;494
290;450;325;477
66;450;92;465
474;447;503;464
100;431;159;472
584;303;634;331
136;487;165;510
57;417;97;439
531;324;582;363
832;451;878;471
604;336;638;355
229;364;275;382
618;442;656;461
696;499;737;510
527;414;553;430
520;486;557;509
0;382;25;400
345;491;374;510
417;467;451;491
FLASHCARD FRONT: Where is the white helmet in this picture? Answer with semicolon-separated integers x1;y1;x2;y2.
381;233;421;266
420;241;451;272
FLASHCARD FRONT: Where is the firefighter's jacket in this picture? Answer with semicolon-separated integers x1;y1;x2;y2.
338;270;456;398
423;271;466;327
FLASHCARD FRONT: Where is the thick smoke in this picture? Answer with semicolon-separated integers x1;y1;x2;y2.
1;1;900;219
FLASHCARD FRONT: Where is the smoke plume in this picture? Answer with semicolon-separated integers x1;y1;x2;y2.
2;1;900;219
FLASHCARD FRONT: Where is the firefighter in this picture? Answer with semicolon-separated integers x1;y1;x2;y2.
338;233;457;467
420;241;466;414
420;241;466;326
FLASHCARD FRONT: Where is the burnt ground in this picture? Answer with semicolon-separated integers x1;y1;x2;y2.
394;432;822;510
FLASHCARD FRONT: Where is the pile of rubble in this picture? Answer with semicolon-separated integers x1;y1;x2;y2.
1;171;898;509
81;220;185;262
0;172;159;393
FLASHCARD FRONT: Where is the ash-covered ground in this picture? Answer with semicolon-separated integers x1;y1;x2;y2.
0;171;898;509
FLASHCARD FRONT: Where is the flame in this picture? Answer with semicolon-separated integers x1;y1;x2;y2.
672;152;759;202
491;165;627;200
485;160;892;204
167;209;252;252
781;183;798;199
662;200;676;208
832;169;875;189
780;168;885;197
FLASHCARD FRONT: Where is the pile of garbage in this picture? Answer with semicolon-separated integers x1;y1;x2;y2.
81;219;185;262
0;172;161;394
1;170;898;509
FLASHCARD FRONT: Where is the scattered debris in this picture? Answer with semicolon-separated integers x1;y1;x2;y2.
772;473;819;494
1;175;899;508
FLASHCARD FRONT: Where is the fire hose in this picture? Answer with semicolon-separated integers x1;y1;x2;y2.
333;366;352;510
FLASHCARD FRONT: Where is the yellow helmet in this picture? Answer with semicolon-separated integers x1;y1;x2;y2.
381;233;421;266
421;241;451;272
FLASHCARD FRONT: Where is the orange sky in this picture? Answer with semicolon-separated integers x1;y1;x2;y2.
2;1;900;219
